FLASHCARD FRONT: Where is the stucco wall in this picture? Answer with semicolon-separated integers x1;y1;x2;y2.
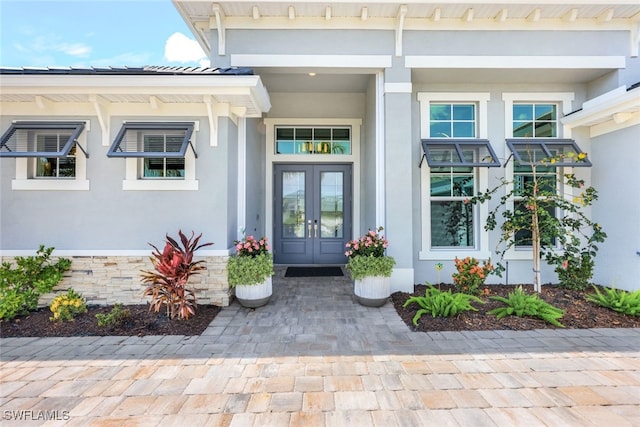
0;115;231;251
591;125;640;291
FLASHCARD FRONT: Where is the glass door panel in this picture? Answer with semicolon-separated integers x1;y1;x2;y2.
320;172;344;238
281;171;306;238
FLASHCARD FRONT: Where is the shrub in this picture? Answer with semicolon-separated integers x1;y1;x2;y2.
141;230;213;320
0;245;71;321
49;288;87;322
345;227;389;258
345;254;396;280
488;286;565;327
95;303;132;327
585;286;640;316
228;252;274;286
403;285;484;325
452;257;495;295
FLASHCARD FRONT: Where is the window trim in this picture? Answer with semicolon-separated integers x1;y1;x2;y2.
417;92;492;260
502;93;575;260
0;121;87;158
109;121;199;191
421;139;500;168
4;121;90;191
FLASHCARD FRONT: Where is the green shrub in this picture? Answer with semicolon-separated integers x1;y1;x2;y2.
489;286;564;327
0;245;71;321
227;252;274;286
345;255;396;280
585;286;640;316
403;285;484;325
95;304;132;327
49;288;87;322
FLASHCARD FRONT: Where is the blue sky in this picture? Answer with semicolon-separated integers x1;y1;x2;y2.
0;0;208;68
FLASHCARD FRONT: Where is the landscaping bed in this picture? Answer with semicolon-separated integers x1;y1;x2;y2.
392;284;640;332
0;304;220;338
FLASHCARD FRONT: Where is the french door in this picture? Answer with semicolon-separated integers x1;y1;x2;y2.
274;164;352;264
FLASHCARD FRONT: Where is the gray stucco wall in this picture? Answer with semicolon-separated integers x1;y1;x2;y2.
245;117;267;239
591;124;640;291
0;115;233;251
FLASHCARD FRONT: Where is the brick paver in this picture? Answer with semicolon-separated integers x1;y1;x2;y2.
1;267;639;425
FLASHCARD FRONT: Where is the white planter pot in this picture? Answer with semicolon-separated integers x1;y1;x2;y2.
234;277;272;308
354;276;390;307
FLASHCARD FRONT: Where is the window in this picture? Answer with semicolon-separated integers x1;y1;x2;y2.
142;134;185;178
502;95;582;251
275;127;351;155
0;121;89;190
430;166;475;248
108;122;198;191
513;103;558;138
418;93;492;259
35;134;76;178
429;103;476;138
512;164;558;247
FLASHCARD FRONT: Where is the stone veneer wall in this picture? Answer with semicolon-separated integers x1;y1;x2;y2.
2;255;232;308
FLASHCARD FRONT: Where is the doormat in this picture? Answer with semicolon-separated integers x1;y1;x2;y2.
285;266;344;277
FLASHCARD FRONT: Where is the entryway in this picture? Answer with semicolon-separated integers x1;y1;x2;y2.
273;163;352;264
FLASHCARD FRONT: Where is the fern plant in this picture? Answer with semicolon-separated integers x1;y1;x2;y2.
585;286;640;316
488;286;564;327
403;285;484;325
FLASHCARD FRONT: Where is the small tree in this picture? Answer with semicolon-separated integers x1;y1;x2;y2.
469;153;606;292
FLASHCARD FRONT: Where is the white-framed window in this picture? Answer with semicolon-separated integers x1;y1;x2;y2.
0;121;90;191
418;93;493;260
108;122;199;191
275;126;351;155
502;93;575;257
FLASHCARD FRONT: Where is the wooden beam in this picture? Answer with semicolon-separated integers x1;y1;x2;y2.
432;7;441;22
597;8;614;23
462;8;474;23
361;7;368;21
563;8;578;22
527;8;541;23
495;8;508;23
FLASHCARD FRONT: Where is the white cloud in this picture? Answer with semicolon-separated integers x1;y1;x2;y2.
164;32;207;64
14;35;91;58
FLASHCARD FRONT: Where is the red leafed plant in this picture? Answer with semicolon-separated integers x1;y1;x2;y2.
141;230;213;320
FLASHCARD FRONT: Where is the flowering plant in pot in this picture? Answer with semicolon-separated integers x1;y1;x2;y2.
345;227;396;307
227;235;274;308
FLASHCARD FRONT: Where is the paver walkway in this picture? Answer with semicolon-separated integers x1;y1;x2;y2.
1;267;640;426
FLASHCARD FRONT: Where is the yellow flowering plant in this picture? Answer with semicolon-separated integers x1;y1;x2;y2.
49;288;87;322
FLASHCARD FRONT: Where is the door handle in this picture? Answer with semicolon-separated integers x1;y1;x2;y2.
314;220;318;238
307;220;312;238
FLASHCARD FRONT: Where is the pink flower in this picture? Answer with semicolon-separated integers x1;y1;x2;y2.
236;243;243;250
244;243;251;249
259;239;265;245
562;260;568;270
369;230;376;236
463;198;470;204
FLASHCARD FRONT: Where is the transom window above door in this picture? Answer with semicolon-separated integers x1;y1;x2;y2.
275;127;351;155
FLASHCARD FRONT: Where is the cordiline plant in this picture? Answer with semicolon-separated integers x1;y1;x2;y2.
141;230;213;320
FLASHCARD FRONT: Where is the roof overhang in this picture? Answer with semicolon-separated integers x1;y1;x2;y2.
173;1;640;57
0;73;271;147
561;85;640;137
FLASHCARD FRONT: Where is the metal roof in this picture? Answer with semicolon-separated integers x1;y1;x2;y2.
0;66;254;76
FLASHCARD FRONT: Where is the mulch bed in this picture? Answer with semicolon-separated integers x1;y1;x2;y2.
392;284;640;332
0;304;220;338
2;285;639;338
